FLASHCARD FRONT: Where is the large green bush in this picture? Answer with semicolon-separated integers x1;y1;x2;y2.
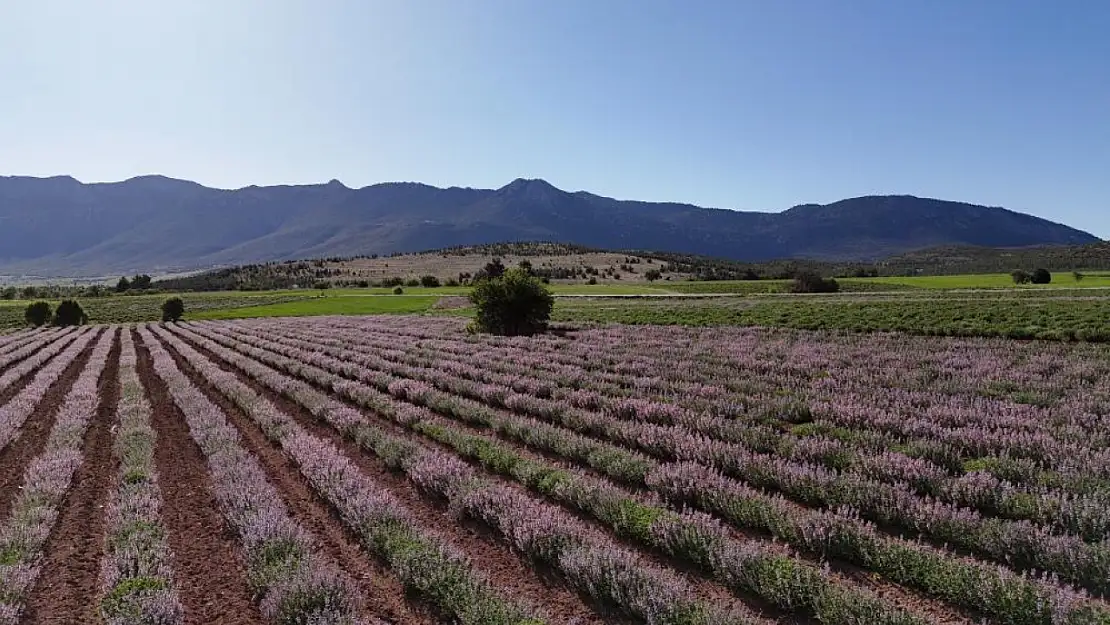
161;297;185;322
53;299;88;326
24;301;52;327
469;268;554;336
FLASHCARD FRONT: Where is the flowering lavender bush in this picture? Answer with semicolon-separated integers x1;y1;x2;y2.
175;317;1110;625
98;329;184;624
137;326;362;625
0;328;114;620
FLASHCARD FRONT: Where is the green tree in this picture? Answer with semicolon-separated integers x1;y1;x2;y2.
1011;270;1032;285
469;268;554;336
24;301;52;327
130;274;153;290
161;297;185;322
392;286;404;295
1030;268;1052;284
644;268;662;282
116;276;131;292
791;272;840;293
419;275;441;287
52;300;87;326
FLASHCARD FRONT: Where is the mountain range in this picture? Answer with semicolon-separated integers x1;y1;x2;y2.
0;174;1098;277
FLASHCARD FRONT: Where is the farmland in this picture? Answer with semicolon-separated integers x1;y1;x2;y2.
0;317;1108;624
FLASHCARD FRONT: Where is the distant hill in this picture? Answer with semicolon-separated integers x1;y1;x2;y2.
0;174;1098;277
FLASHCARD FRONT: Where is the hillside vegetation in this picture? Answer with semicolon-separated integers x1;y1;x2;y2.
156;240;1110;292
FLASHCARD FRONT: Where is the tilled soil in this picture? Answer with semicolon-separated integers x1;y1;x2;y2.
160;329;612;625
0;331;98;522
24;330;122;624
135;330;265;625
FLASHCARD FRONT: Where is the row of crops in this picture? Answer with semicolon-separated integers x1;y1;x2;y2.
0;317;1108;623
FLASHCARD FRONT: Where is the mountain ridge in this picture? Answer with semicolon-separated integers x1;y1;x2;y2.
0;174;1097;277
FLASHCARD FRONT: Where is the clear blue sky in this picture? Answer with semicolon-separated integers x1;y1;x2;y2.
1;1;1107;236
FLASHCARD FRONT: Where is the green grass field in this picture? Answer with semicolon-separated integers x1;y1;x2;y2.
856;272;1110;289
6;271;1110;341
193;295;440;320
553;293;1110;341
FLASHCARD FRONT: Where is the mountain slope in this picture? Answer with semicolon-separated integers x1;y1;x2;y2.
0;175;1097;276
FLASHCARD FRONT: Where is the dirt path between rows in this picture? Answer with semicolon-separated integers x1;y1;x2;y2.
25;330;122;623
0;332;98;522
156;331;436;625
161;329;612;625
135;330;265;625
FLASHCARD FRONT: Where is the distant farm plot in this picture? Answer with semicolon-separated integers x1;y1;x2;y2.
0;317;1107;624
554;290;1110;340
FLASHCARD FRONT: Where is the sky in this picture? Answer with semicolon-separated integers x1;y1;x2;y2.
1;1;1108;236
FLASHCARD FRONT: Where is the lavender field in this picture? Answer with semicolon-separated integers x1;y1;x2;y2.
1;317;1109;624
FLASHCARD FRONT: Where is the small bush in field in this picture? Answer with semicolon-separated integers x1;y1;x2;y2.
161;297;185;322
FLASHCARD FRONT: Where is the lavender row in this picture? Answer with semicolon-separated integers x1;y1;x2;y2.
177;321;1107;625
135;326;365;625
306;317;1110;458
289;319;1110;489
210;320;1110;580
0;329;115;623
167;323;931;625
301;315;1110;433
154;326;777;625
145;325;543;625
0;328;56;356
0;326;77;374
98;329;184;624
255;320;1108;535
0;327;95;456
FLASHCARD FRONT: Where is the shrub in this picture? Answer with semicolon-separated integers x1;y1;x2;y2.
24;301;52;327
404;279;420;288
161;297;185;322
587;277;598;285
1011;270;1031;284
644;269;662;282
1030;268;1052;284
1073;271;1085;282
52;299;88;326
469;268;554;336
420;275;441;288
445;278;460;287
483;258;506;279
790;272;839;293
393;286;404;295
313;281;331;291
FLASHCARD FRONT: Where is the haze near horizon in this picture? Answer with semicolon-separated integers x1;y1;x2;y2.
1;0;1107;236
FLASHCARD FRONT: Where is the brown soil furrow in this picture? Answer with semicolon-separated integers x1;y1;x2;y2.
154;331;436;625
0;332;97;522
134;330;265;625
159;329;612;625
24;330;122;623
